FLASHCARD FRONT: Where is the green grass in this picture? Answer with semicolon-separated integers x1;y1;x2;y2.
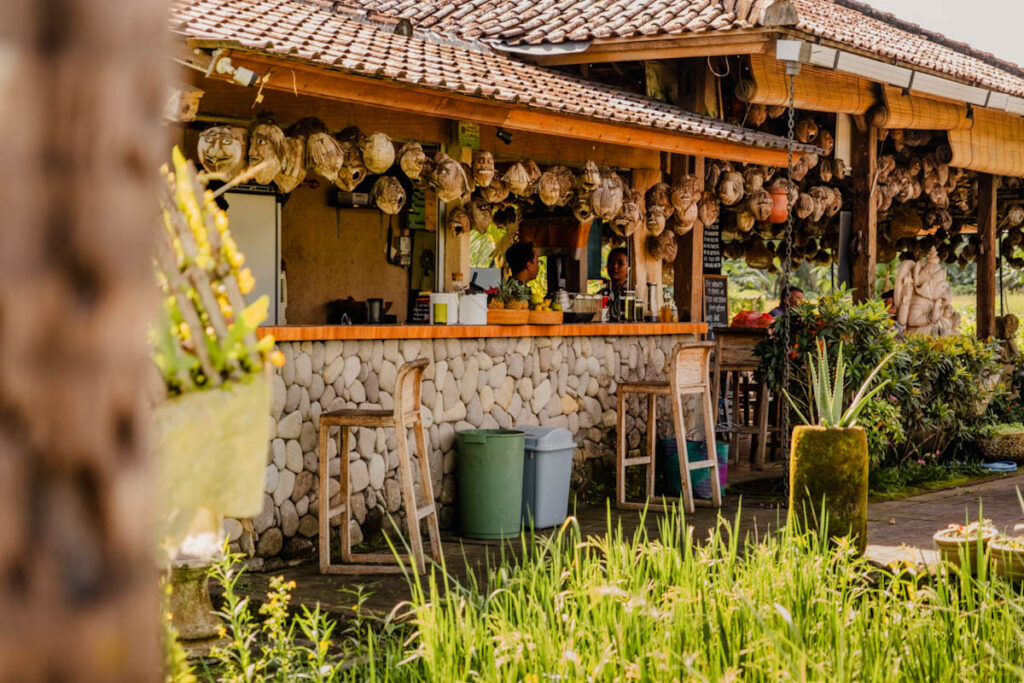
185;509;1024;682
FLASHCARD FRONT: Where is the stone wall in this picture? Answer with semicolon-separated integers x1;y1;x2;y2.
231;334;701;567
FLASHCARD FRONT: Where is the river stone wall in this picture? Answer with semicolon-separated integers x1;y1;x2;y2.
229;334;702;567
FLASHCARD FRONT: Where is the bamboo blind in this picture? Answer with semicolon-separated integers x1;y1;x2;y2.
869;85;969;130
735;54;875;114
948;109;1024;177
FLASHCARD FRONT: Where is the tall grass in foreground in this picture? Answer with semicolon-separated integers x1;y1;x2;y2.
195;509;1024;682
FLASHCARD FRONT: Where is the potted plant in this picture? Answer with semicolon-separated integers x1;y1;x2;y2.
785;341;894;554
989;488;1024;581
152;147;283;638
932;521;998;574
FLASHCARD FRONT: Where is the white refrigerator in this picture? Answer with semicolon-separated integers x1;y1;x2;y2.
225;190;282;324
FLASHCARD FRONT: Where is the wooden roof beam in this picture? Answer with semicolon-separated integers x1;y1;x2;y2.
523;30;777;66
213;50;799;168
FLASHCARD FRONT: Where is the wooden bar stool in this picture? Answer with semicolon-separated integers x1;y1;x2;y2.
710;328;773;470
616;341;722;514
317;358;442;574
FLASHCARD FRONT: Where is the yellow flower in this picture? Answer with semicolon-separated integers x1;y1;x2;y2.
238;268;255;295
270;350;286;368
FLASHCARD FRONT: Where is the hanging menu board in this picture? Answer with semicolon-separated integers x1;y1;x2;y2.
702;221;722;274
703;275;729;338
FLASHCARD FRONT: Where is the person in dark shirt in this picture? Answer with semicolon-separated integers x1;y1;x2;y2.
769;286;804;317
500;241;538;303
601;247;629;321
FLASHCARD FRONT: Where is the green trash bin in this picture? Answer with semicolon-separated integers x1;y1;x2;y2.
456;429;526;539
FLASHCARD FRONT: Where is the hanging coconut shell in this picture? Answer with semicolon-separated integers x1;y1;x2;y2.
723;241;746;259
790;155;812;182
579;159;601;192
430;152;472;202
645;182;673;215
772;177;799;208
446;206;470;235
1005;205;1024;228
697;192;720;227
274;136;307;193
815;249;833;265
537;165;575;207
247;119;286;185
891;166;915;203
825;187;843;217
370;176;407;215
306;130;344;182
746;188;773;223
736;210;757;233
936;144;954;164
649;230;679;263
889;206;923;239
673;201;699;234
794;192;816;220
467;198;492;234
668;212;695;237
611;188;645;238
717;170;745;206
814;129;835;156
743;166;765;194
705;163;723;193
795;118;819;144
818;158;835;183
503;161;533;197
889;129;906;152
928;184;950;209
877;155;897;183
361;132;396;174
925;208;953;232
591;171;625;222
397;142;428;180
471;151;496;188
747;103;768;127
767;105;787;119
670;175;702;215
745;240;775;269
477;177;510;204
646;204;669;236
807;185;832;219
572;195;595;223
335;140;369;191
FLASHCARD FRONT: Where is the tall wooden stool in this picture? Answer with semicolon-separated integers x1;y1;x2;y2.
710;328;773;470
616;341;722;514
317;358;442;574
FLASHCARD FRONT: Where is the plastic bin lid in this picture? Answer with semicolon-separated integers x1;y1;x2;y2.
512;425;576;452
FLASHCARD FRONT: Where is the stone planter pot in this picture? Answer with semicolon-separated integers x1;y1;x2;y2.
988;537;1024;581
154;376;272;547
155;376;271;641
789;426;869;554
932;526;997;574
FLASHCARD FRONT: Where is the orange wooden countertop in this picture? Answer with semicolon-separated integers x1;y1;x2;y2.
259;322;708;341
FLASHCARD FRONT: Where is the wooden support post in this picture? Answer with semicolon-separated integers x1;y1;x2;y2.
443;133;473;291
675;156;705;322
630;168;663;310
850;123;878;303
977;173;997;339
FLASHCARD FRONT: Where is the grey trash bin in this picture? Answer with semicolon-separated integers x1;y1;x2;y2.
515;425;576;529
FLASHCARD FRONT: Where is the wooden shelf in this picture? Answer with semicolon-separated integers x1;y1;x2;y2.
259;322;708;342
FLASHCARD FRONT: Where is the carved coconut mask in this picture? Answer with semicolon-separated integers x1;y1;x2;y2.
370;176;406;215
306;131;344;181
198;125;247;179
335;141;368;192
248;122;286;185
274;137;307;193
398;142;428;180
472;151;496;188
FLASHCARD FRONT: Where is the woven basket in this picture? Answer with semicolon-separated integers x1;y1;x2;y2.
528;310;563;325
979;429;1024;463
487;309;529;325
989;538;1024;581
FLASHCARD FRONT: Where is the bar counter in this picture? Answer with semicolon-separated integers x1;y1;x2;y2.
260;321;707;341
253;320;707;561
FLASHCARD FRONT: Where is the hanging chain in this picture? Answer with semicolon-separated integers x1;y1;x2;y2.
779;70;797;501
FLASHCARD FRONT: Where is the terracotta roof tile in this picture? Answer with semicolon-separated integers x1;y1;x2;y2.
349;0;1024;98
170;0;812;153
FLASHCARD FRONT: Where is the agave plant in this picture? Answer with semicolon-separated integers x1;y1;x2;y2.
785;341;895;428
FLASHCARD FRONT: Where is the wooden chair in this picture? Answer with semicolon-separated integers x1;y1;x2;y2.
317;358;442;574
616;341;722;514
711;328;774;470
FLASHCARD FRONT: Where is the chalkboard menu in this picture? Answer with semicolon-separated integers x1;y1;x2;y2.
703;275;729;338
703;221;722;274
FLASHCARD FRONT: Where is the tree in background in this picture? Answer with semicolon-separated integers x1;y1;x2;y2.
0;1;166;680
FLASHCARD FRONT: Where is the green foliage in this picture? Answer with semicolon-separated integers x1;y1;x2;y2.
161;578;198;683
785;342;894;428
758;289;1003;470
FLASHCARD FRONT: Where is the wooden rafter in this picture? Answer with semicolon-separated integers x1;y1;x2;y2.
522;29;778;66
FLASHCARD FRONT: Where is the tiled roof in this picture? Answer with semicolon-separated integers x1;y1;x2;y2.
169;0;812;153
346;0;1024;98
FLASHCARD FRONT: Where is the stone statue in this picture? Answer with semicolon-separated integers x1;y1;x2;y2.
894;247;961;336
197;125;248;180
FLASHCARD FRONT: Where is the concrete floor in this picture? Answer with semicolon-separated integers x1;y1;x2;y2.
227;472;1024;621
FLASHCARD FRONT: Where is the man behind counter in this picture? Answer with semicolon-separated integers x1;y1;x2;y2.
602;247;629;321
500;241;539;306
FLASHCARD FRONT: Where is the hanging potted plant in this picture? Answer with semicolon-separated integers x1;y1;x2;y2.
932;520;998;574
152;147;283;638
785;341;894;554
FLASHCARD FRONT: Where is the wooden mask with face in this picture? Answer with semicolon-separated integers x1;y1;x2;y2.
248;122;286;184
198;125;248;180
